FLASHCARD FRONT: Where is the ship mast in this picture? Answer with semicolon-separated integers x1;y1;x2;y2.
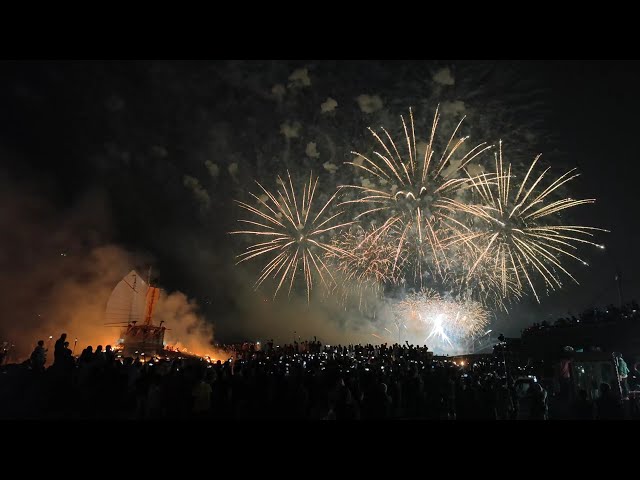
130;272;137;325
144;267;160;326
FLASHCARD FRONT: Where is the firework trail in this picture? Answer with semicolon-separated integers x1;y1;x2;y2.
342;106;494;283
438;244;524;311
230;171;354;301
230;102;608;333
326;225;405;289
448;141;607;302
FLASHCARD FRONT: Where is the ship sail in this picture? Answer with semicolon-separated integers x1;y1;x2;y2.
105;270;149;324
105;270;167;356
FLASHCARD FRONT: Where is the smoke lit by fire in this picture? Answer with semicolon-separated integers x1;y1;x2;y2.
0;172;221;363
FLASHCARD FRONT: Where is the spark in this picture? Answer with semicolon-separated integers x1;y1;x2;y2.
395;289;489;353
326;225;405;289
342;106;494;283
460;141;608;302
231;171;354;301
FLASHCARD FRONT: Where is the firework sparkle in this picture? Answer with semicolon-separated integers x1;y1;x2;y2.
231;171;354;301
392;288;490;354
342;106;494;283
449;141;608;303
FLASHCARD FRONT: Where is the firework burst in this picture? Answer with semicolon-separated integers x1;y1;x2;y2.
230;104;608;339
230;171;354;301
448;141;607;303
327;225;405;289
343;106;494;282
395;288;489;352
437;242;524;311
323;226;402;313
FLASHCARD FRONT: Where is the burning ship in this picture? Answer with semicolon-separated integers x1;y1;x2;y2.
105;270;167;357
105;270;228;362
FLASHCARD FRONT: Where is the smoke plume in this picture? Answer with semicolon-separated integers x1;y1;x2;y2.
0;170;217;362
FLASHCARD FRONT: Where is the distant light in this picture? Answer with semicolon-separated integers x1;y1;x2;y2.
598;244;605;250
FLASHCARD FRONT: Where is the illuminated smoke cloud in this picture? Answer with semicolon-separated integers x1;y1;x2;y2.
305;142;320;159
183;175;210;210
272;83;286;100
288;68;311;88
433;67;455;86
280;121;301;139
228;162;239;182
0;174;218;360
205;160;220;178
323;161;338;174
321;97;338;113
355;94;384;113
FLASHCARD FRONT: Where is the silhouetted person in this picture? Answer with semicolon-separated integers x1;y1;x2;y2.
94;345;106;368
365;382;392;419
146;374;164;418
62;341;74;371
596;383;623;420
495;378;514;420
79;346;93;365
528;383;548;420
30;340;46;372
559;356;572;402
105;345;115;366
327;377;359;420
53;333;67;365
571;389;594;420
192;373;212;417
629;362;640;391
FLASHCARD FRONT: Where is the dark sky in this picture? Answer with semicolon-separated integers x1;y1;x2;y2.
1;60;639;340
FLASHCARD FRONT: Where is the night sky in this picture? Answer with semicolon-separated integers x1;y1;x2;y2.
1;60;639;342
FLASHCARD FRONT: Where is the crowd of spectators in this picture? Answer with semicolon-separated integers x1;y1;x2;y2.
522;300;640;338
0;331;631;420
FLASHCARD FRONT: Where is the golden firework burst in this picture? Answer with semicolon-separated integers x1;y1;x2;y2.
343;106;494;282
230;171;354;301
447;141;608;302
